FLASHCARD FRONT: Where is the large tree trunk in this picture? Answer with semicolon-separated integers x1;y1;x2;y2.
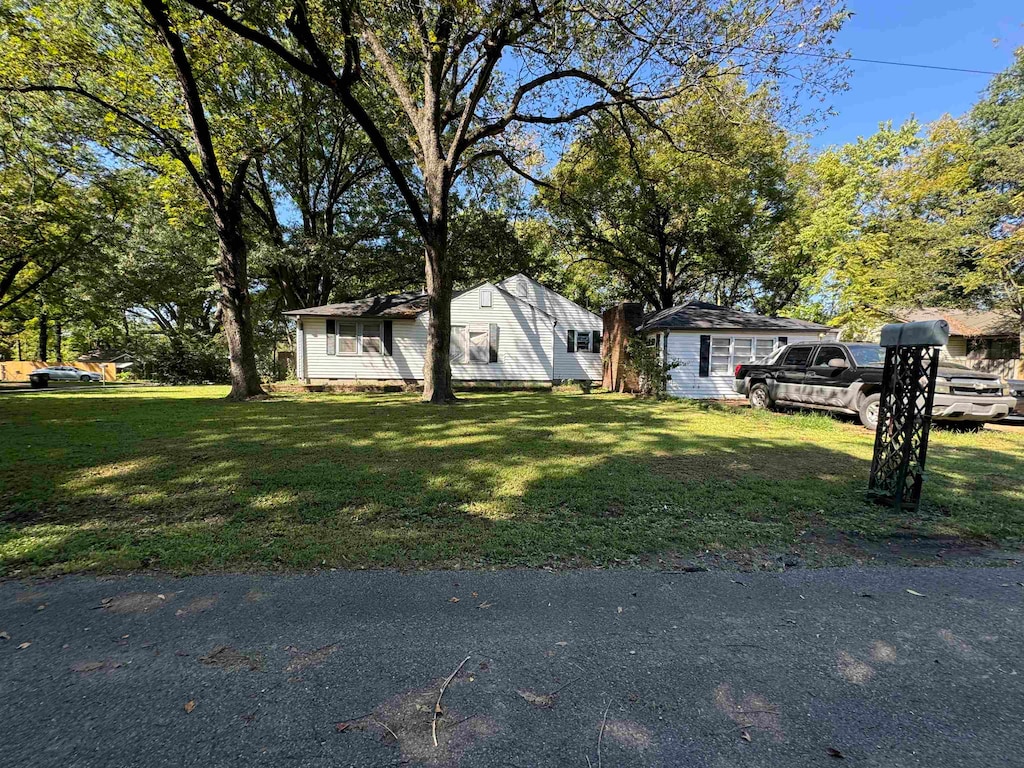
1017;313;1024;379
38;312;48;361
55;320;63;362
216;213;265;400
422;239;456;404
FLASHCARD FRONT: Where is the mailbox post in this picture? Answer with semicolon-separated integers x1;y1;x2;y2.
867;320;950;511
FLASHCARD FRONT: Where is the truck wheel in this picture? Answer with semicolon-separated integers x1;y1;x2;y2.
749;383;773;411
859;393;881;430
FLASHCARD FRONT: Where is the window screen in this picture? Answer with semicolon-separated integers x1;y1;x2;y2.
450;325;466;363
362;322;382;355
710;337;732;374
469;328;489;362
337;322;358;354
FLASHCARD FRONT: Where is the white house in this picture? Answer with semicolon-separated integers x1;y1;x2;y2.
285;274;603;386
639;301;834;399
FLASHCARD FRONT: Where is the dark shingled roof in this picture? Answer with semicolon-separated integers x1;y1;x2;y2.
282;292;429;318
639;301;832;333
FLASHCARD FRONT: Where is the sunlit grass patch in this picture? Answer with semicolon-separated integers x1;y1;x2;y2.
0;386;1021;575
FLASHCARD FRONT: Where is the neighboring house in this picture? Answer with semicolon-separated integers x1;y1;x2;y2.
897;308;1020;379
638;301;834;399
76;349;137;373
285;274;603;385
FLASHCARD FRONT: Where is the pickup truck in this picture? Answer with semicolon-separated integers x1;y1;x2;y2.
734;341;1017;430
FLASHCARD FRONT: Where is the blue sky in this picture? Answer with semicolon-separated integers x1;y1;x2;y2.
812;1;1024;148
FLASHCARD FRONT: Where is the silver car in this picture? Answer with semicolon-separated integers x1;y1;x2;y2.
29;365;102;383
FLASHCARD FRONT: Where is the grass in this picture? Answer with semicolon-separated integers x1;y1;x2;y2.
1;386;1022;575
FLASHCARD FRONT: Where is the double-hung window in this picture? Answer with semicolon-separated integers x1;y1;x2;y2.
710;336;780;374
326;319;378;355
361;322;383;355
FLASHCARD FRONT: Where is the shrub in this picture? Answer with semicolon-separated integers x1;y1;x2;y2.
624;336;678;398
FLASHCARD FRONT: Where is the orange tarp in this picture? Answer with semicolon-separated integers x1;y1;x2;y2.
0;360;117;382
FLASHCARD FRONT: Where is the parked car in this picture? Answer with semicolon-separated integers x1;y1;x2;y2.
28;366;102;387
734;342;1017;430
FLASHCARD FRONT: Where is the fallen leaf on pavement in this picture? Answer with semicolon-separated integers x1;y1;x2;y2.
740;730;751;742
906;589;925;597
184;700;196;714
36;604;46;611
477;601;494;609
0;631;10;641
449;597;460;603
335;722;350;733
827;747;845;759
17;642;30;650
517;689;556;709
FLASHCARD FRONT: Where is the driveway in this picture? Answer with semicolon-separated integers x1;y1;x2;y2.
2;567;1022;767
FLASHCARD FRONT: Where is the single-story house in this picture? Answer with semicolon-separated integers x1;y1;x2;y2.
284;274;603;385
638;301;835;399
897;308;1020;379
76;349;137;373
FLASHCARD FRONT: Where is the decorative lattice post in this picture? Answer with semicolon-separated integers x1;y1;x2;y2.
867;320;950;511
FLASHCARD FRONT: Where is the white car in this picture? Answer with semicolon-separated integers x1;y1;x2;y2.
29;365;102;384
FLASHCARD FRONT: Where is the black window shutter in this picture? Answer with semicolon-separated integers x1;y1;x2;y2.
698;334;711;377
488;323;499;363
382;320;393;356
592;330;602;355
778;336;788;347
326;318;336;356
566;330;576;354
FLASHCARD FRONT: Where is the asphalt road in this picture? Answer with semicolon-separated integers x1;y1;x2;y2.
2;567;1023;767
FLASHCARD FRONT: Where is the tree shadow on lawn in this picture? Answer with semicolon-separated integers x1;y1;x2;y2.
1;390;1021;573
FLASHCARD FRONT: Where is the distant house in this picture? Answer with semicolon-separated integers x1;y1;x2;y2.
284;274;603;386
898;308;1020;379
638;301;834;399
76;349;137;373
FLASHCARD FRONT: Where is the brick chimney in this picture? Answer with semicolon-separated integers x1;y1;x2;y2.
602;302;644;392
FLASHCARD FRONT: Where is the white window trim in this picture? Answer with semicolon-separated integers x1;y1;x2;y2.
450;325;493;364
479;288;492;307
332;319;384;357
709;335;781;375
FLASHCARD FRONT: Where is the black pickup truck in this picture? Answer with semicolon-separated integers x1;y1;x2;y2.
734;341;1016;430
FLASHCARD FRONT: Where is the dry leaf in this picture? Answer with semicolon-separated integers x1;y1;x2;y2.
740;730;752;742
477;601;494;609
449;597;460;603
471;592;478;598
517;689;556;708
617;606;623;614
17;642;30;650
36;604;46;611
335;722;350;733
827;747;845;759
157;594;166;600
0;631;10;641
906;589;925;597
184;700;196;714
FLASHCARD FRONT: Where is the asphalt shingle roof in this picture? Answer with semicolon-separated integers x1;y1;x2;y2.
639;301;832;333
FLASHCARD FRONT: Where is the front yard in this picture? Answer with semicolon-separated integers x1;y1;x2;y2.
1;387;1022;575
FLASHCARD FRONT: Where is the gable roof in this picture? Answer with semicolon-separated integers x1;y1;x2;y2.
639;301;832;333
897;307;1017;337
76;349;136;363
497;273;601;321
282;279;559;322
282;291;429;318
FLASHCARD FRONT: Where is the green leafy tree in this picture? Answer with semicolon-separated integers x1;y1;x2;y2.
181;0;848;402
540;78;803;311
1;0;283;398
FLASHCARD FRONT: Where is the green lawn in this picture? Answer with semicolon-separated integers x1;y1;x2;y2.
1;386;1022;575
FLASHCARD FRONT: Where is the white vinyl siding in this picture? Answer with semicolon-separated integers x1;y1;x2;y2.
662;330;824;399
299;281;567;382
498;275;602;381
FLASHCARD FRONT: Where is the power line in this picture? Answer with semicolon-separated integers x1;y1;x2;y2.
739;45;1000;76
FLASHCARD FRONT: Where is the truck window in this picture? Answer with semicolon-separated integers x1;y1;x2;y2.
782;346;812;367
812;346;847;366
